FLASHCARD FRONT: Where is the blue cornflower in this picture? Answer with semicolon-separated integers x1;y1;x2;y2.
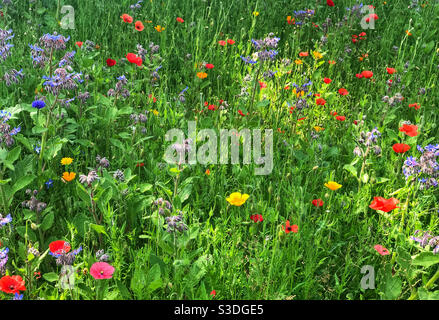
32;100;46;109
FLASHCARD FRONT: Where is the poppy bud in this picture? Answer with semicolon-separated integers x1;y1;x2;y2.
31;223;38;230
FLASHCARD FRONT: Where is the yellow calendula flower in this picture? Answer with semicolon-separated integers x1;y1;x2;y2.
313;51;323;59
226;192;250;206
152;110;159;116
314;126;325;132
325;181;342;191
61;157;73;165
253;11;259;16
294;59;303;65
197;72;207;79
62;172;76;182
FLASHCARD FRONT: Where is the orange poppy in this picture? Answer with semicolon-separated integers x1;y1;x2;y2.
135;21;144;31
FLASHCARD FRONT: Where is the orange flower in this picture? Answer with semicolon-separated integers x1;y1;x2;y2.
205;169;211;175
197;72;207;79
121;14;133;23
155;25;165;32
135;21;144;31
62;172;76;182
299;51;309;57
405;30;412;36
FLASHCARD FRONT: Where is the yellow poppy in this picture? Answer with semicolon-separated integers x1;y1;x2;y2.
325;181;342;191
226;192;250;206
62;172;76;182
61;157;73;165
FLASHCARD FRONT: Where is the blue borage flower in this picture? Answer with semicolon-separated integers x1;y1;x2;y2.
0;28;15;62
0;213;12;227
12;293;23;300
411;230;439;254
45;179;54;189
240;55;257;64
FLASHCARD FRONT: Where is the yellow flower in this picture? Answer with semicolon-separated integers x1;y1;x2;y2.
313;51;323;59
152;109;159;116
226;192;250;206
314;126;325;132
197;72;207;79
294;59;303;65
155;25;165;32
253;11;259;16
61;157;73;165
325;181;342;191
62;172;76;182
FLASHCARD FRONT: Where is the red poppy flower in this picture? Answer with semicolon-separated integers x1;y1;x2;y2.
399;124;419;137
298;117;307;121
361;70;373;78
208;104;216;111
323;77;332;84
259;81;267;89
336;116;346;121
106;58;116;67
0;275;26;294
121;14;133;23
299;51;309;57
355;73;363;79
250;214;263;222
359;32;367;37
316;98;326;106
205;63;214;69
49;240;71;255
75;41;83;48
210;290;216;297
365;13;379;23
327;0;335;6
409;103;420;110
238;110;248;116
282;220;298;234
312;199;324;207
338;88;349;96
374;245;390;256
176;17;184;23
136;162;145;167
135;21;144;31
353;120;358;125
227;39;235;45
126;53;142;66
387;67;396;75
369;197;399;212
392;143;411;153
218;40;226;46
328;60;336;65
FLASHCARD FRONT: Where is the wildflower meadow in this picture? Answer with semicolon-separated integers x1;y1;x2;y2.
0;0;439;301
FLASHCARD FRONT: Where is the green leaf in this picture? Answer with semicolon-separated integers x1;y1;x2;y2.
412;252;439;268
6;146;21;163
116;280;132;299
383;274;402;300
76;183;91;204
41;212;55;231
343;164;358;178
139;183;153;193
43;272;59;282
89;223;108;237
146;264;162;292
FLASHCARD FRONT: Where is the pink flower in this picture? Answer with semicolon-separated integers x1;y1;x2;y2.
374;245;390;256
90;262;115;279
